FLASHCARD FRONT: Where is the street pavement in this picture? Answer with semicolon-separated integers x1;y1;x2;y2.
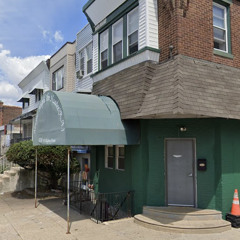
1;192;240;240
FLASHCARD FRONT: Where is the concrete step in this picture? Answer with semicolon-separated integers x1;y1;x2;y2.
4;170;17;177
143;206;223;221
134;207;231;234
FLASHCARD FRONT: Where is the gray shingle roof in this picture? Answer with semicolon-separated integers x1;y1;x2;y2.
93;55;240;120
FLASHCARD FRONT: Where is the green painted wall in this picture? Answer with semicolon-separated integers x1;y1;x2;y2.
91;118;240;217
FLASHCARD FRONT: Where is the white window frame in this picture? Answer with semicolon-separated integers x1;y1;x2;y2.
115;145;125;171
213;2;228;53
52;66;64;91
127;7;139;56
112;18;123;63
105;145;114;169
100;29;109;70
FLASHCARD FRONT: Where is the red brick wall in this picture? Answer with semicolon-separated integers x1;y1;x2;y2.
158;0;240;68
0;102;22;126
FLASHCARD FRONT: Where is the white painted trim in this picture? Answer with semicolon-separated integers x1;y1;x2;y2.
93;49;159;83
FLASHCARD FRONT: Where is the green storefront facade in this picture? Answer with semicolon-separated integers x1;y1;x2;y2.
92;118;240;217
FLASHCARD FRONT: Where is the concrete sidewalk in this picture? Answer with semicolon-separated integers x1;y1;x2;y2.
1;192;240;240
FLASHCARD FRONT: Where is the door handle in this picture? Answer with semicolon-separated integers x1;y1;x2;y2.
188;173;193;177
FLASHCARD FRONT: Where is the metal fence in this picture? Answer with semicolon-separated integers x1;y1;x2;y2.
70;181;134;223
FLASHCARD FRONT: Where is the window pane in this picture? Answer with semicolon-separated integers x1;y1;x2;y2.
113;41;122;63
214;27;225;41
108;146;114;156
128;31;138;55
119;147;125;157
87;59;92;74
86;43;92;60
213;5;224;19
213;17;224;28
108;157;114;168
113;20;123;45
100;29;108;52
101;49;108;69
214;40;226;51
128;8;138;35
118;157;124;170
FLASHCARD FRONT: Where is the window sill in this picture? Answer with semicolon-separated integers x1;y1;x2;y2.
92;47;160;82
213;49;233;59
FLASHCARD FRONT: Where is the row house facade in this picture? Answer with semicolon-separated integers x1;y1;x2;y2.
78;0;240;218
15;60;50;140
29;0;240;222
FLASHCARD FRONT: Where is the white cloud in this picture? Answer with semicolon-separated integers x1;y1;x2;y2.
0;46;50;106
54;31;64;42
0;43;3;49
42;30;50;39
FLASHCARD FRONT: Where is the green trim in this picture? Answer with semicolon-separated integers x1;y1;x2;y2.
91;47;161;78
82;0;95;12
213;0;232;55
83;10;95;32
94;0;138;34
214;0;232;4
227;3;232;54
213;49;234;59
123;15;127;58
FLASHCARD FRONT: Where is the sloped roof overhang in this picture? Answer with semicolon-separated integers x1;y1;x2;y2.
33;91;140;146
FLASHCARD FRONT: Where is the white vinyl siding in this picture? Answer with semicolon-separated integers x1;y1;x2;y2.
76;24;93;92
139;0;159;49
20;63;50;115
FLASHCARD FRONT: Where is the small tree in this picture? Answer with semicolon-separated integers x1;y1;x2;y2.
6;140;80;189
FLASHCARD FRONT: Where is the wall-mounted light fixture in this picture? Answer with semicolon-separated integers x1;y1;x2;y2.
179;126;187;132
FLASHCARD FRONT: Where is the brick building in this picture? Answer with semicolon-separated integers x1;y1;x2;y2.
0;101;22;126
33;0;240;224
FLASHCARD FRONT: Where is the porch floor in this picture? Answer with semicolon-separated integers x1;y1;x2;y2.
134;206;231;234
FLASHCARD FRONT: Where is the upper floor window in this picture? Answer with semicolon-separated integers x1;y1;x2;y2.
213;2;228;52
112;19;123;63
86;43;93;74
35;89;43;103
80;50;85;76
23;99;29;109
52;67;64;91
128;7;139;55
100;29;109;70
99;7;139;70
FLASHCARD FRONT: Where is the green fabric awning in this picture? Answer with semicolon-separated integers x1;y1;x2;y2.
33;91;140;146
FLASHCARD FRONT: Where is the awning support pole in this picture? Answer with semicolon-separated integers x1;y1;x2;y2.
66;147;71;234
35;147;38;208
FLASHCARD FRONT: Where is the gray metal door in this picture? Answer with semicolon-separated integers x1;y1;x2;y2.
166;139;195;206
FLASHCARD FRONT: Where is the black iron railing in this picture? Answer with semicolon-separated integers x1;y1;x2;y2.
70;181;134;223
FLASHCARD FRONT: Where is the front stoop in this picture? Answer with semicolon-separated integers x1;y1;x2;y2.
134;206;231;234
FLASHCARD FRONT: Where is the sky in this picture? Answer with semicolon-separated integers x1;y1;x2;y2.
0;0;88;106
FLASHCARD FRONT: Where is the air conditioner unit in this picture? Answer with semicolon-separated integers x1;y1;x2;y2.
76;70;83;79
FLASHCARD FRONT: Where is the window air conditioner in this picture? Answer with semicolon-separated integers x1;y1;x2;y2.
76;70;83;79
